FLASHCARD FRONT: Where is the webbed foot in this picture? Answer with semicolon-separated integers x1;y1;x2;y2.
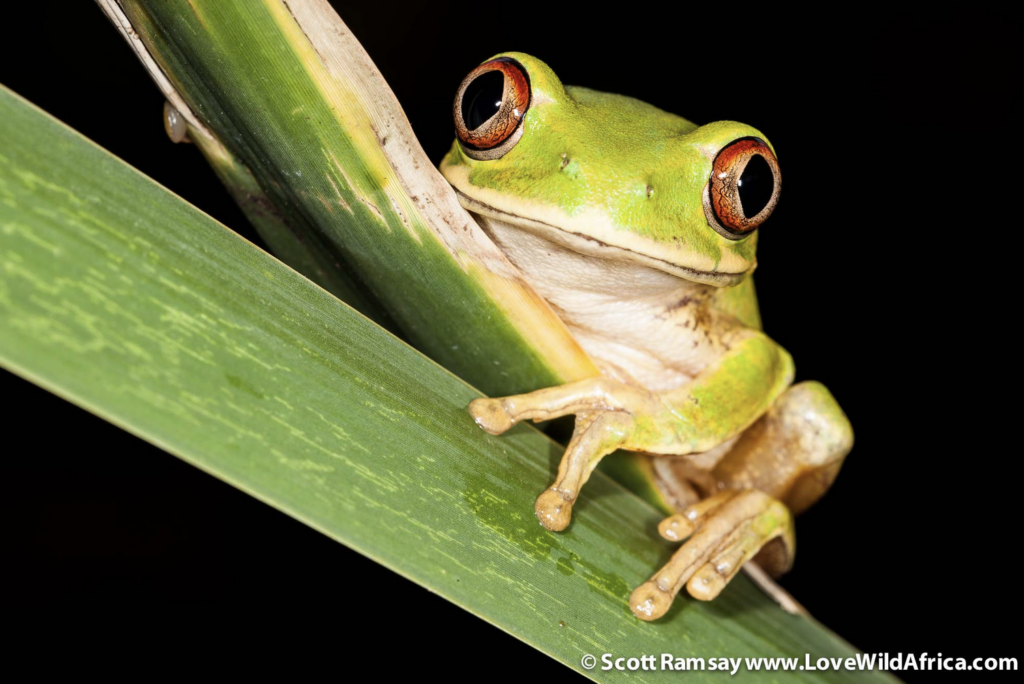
467;379;662;531
630;489;794;621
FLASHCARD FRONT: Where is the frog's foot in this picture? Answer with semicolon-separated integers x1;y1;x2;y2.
469;379;660;531
467;397;516;435
629;489;794;621
534;410;638;530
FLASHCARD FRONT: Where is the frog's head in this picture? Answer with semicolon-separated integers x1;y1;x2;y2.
440;53;780;287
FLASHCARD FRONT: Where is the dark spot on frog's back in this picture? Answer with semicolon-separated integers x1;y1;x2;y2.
225;372;265;399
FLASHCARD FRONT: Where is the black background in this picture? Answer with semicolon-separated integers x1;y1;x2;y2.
2;2;1021;679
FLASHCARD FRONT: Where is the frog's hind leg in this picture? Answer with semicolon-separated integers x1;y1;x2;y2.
710;380;854;516
630;490;794;620
630;381;853;621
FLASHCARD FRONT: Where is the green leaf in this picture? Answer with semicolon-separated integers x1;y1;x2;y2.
113;0;599;399
105;0;669;513
0;86;894;682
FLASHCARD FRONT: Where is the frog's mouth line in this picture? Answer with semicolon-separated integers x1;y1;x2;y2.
453;189;751;287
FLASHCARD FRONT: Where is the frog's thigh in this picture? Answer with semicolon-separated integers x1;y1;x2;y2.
711;381;853;515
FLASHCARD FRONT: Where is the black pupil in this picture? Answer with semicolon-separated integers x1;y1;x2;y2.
462;70;505;131
737;154;774;219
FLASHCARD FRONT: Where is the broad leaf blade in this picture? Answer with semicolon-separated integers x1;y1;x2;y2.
105;0;670;512
0;85;893;682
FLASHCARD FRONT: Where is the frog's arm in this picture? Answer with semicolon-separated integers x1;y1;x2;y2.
470;331;794;529
657;332;793;451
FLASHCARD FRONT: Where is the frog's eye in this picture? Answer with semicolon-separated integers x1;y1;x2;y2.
454;57;531;161
705;137;781;239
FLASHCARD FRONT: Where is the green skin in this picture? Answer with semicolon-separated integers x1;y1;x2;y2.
441;53;852;619
442;54;763;283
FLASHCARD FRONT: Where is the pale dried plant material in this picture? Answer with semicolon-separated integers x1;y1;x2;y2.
96;0;212;141
98;0;597;384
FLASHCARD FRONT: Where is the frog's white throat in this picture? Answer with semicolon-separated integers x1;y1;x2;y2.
454;189;749;288
474;213;730;392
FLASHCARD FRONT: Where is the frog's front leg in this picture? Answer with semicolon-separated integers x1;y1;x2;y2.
469;332;794;531
469;378;659;436
471;379;662;530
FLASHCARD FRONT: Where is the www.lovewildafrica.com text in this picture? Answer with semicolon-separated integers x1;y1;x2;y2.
580;652;1018;675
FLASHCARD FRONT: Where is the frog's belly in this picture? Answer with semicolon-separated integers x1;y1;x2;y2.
478;215;729;392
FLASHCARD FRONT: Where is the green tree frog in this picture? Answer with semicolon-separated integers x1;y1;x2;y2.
440;54;853;621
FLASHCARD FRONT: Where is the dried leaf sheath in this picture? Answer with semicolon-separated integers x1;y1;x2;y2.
112;0;598;398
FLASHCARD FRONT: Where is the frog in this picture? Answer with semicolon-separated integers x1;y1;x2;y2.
438;53;853;622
